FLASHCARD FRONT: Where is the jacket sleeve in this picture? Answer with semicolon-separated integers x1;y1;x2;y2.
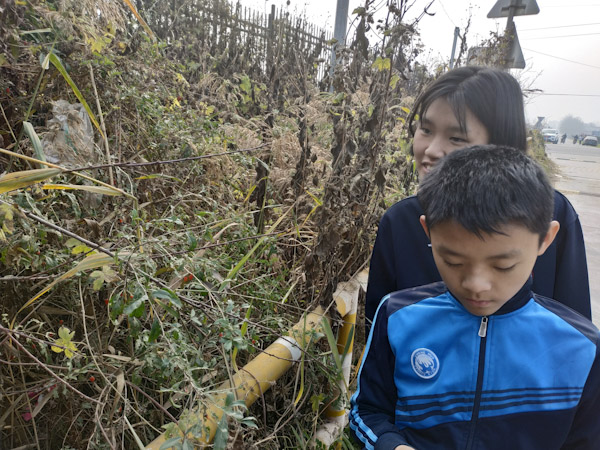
561;334;600;449
553;209;591;319
350;299;409;449
365;213;397;332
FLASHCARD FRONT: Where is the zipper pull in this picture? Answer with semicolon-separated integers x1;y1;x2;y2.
478;316;488;337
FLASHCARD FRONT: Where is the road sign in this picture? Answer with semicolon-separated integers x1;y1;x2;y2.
488;0;540;18
466;28;525;69
507;30;525;68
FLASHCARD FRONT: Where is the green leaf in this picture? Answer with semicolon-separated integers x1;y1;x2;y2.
212;413;229;450
239;75;252;95
123;296;145;316
159;437;182;450
186;232;198;251
90;270;105;290
148;318;161;343
151;289;182;309
22;122;46;165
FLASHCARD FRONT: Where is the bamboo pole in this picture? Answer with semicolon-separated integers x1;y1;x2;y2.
314;269;368;447
146;306;327;449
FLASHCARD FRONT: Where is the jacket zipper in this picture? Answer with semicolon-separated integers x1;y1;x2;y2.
466;316;488;450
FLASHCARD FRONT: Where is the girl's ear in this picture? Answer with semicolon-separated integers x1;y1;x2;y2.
538;220;560;256
419;215;430;238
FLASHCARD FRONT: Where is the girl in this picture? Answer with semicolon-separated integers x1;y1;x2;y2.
365;66;591;332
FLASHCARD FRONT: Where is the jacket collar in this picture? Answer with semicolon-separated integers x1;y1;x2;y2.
493;277;533;315
447;277;533;316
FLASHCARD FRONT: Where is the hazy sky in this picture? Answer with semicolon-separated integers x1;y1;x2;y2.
238;0;600;128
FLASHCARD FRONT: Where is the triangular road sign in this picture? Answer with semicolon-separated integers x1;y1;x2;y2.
508;30;525;68
488;0;540;18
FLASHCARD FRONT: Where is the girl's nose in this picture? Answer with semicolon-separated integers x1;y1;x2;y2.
423;137;448;161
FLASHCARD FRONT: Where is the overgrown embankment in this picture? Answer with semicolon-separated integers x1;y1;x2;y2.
0;1;422;448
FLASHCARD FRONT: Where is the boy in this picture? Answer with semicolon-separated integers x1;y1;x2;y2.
350;145;600;449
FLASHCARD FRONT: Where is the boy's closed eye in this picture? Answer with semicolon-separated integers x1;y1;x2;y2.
443;260;462;268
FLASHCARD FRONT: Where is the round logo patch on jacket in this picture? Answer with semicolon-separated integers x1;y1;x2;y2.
411;348;440;379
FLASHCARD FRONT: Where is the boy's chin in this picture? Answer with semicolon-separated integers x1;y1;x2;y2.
460;298;504;316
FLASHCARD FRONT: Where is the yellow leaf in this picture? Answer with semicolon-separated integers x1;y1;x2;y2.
401;106;411;114
372;57;391;72
51;326;77;358
0;168;62;194
120;0;155;40
42;184;123;196
11;252;121;329
175;72;189;86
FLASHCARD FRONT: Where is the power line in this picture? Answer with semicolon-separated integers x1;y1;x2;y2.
436;0;457;27
520;22;600;31
523;32;600;39
543;4;600;7
523;48;600;70
534;93;600;97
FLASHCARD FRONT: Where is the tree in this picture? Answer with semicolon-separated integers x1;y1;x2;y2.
559;115;586;136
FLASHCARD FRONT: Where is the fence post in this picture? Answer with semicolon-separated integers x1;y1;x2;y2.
267;4;275;69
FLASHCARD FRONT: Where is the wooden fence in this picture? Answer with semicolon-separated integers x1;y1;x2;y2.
135;0;334;81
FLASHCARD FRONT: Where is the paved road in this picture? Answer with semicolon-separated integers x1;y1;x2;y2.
545;142;600;326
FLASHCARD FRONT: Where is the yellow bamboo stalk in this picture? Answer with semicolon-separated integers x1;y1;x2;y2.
314;269;368;447
146;306;326;449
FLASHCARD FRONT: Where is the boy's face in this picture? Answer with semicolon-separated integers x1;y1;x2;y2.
420;217;559;316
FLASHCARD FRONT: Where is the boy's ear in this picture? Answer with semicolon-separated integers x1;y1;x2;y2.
419;215;430;238
538;220;560;256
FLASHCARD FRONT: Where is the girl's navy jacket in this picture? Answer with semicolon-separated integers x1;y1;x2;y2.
365;191;591;331
351;280;600;450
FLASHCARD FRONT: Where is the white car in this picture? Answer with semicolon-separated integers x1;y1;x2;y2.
542;128;559;144
582;136;598;147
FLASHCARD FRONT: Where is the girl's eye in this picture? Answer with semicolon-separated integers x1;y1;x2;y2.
450;137;467;143
419;127;431;135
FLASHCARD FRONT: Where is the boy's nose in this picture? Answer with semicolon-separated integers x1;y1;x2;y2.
461;273;492;296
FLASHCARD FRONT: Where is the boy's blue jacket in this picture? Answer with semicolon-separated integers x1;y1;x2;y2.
350;280;600;450
365;191;591;331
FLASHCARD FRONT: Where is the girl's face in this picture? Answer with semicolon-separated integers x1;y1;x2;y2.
413;97;490;179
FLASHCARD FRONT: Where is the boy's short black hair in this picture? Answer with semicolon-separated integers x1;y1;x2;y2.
418;145;554;242
408;66;527;151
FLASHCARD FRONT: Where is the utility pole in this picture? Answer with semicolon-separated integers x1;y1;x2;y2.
449;27;460;69
329;0;349;90
503;0;520;67
504;0;521;32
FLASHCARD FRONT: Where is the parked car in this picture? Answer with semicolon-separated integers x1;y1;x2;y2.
542;128;559;144
582;136;598;147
